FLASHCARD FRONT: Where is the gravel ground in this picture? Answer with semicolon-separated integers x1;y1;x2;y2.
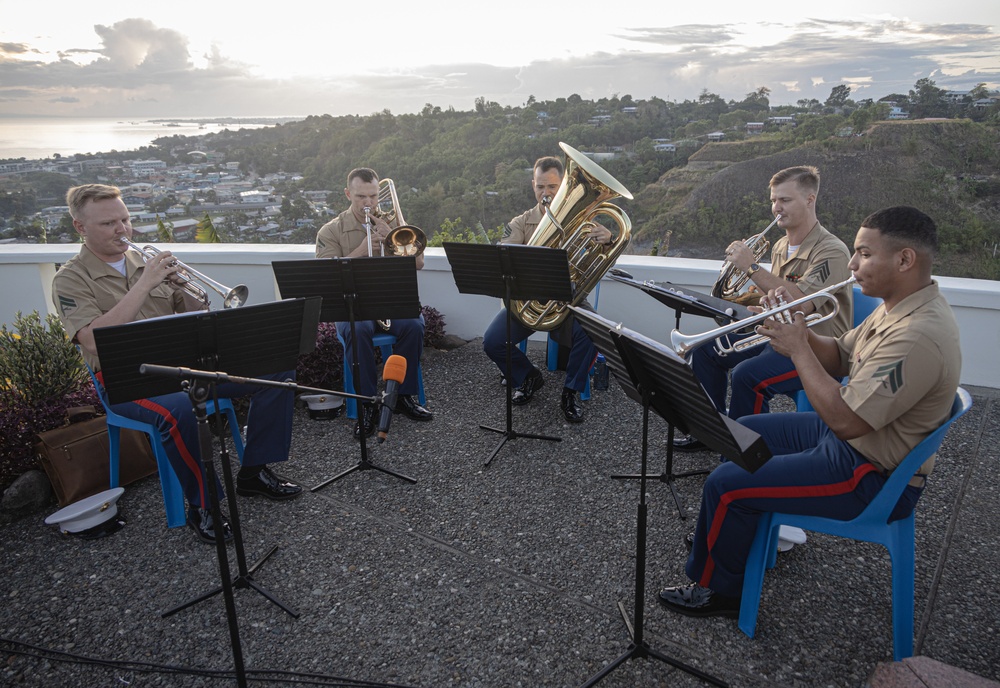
1;339;997;687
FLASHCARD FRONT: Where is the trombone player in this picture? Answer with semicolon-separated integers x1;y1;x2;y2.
315;167;433;440
52;184;302;544
673;165;852;452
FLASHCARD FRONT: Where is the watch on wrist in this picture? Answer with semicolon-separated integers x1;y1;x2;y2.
746;262;760;277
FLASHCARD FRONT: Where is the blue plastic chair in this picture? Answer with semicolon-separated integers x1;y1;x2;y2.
795;285;882;411
86;363;245;528
337;330;426;420
738;388;972;660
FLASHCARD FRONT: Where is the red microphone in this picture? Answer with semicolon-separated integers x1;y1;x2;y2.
377;355;407;444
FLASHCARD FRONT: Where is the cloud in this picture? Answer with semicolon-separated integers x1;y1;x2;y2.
0;16;997;118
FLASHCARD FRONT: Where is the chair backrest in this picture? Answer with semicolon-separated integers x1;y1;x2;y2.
852;285;882;327
864;388;972;523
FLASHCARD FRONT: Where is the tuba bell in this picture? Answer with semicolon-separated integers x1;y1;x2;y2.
510;142;633;331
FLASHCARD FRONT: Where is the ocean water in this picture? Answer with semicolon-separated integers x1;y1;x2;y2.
0;117;290;160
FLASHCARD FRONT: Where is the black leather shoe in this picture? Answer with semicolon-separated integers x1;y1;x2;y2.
512;367;545;406
395;395;433;421
672;435;707;453
684;532;695;552
354;403;377;440
658;584;739;619
187;506;232;545
236;466;302;501
561;387;584;423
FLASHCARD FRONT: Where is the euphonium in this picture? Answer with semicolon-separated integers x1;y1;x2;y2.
711;214;781;302
511;142;633;331
672;276;856;359
118;238;249;309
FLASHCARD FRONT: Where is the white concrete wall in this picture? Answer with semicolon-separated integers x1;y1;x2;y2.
2;244;998;389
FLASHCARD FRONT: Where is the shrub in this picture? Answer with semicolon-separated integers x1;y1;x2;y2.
421;305;446;347
0;311;98;488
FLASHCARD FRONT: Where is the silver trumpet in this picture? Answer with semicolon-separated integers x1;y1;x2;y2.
671;276;856;359
118;237;249;309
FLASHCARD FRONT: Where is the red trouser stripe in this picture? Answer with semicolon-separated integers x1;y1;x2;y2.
135;398;206;508
699;461;880;588
751;369;800;414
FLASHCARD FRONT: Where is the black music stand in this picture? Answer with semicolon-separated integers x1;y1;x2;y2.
442;242;573;466
605;272;752;514
93;297;321;688
570;306;770;688
272;256;420;487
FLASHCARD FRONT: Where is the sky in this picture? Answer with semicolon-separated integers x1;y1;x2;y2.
1;0;998;119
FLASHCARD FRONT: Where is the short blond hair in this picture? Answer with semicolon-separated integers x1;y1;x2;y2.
66;184;122;220
769;166;820;196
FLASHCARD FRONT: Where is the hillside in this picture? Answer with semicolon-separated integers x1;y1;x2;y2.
633;120;1000;278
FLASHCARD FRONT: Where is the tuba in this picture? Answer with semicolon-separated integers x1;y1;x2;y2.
711;214;781;303
511;142;633;331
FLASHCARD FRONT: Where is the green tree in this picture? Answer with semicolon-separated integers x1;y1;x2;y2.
156;217;174;241
196;213;224;243
825;84;853;108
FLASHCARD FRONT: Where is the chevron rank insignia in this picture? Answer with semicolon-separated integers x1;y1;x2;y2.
873;360;904;393
58;295;77;317
808;260;832;283
502;223;513;240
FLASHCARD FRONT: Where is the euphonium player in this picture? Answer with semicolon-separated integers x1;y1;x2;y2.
52;184;301;544
673;166;853;455
315;168;433;440
482;156;611;423
659;206;959;619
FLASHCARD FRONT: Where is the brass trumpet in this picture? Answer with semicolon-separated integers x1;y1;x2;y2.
118;237;249;309
712;214;781;302
671;276;856;359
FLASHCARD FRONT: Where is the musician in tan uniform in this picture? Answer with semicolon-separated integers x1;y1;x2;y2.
481;156;611;423
675;165;853;451
315;167;432;439
659;206;961;618
52;184;301;544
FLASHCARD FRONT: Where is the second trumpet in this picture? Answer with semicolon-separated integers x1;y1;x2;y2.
671;276;856;359
118;237;249;309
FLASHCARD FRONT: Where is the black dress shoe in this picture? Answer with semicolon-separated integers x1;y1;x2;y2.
672;434;707;452
395;395;433;421
353;402;377;440
512;367;545;405
236;466;302;501
684;531;695;552
561;387;584;423
187;506;232;545
658;584;739;618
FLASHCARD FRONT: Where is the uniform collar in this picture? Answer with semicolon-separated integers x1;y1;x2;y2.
78;243;144;279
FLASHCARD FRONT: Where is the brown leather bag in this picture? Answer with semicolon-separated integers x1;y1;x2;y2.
34;406;157;507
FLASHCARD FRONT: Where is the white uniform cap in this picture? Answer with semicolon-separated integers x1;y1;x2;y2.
300;394;344;419
45;487;125;536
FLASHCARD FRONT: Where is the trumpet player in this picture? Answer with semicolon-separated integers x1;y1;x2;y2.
659;206;960;619
482;156;609;423
52;184;301;544
315;168;433;440
673;165;852;452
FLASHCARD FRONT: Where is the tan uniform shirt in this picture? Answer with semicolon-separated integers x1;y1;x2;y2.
838;281;961;476
770;222;853;337
502;205;544;246
52;244;183;372
315;209;400;258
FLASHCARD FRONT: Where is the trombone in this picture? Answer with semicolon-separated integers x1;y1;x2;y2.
118;237;249;309
671;276;856;359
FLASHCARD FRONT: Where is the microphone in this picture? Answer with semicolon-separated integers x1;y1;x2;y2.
377;354;407;444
